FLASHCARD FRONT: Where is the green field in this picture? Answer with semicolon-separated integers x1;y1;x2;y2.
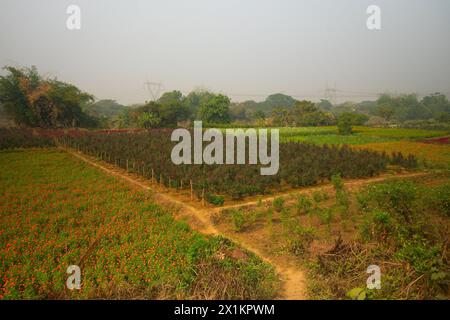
0;149;278;299
353;127;450;139
278;126;449;145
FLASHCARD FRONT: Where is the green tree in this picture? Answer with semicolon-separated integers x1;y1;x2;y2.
0;66;96;128
264;93;297;109
132;92;190;128
377;94;432;122
83;99;126;118
138;112;161;128
377;105;395;121
421;93;450;120
337;113;353;135
317;99;333;110
252;110;266;121
229;104;249;121
183;90;216;118
158;90;183;106
271;107;290;126
198;94;231;123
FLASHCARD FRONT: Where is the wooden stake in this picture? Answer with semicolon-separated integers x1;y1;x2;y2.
190;179;193;200
151;168;155;184
126;159;129;172
202;188;205;206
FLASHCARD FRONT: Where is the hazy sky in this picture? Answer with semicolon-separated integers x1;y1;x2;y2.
1;0;449;104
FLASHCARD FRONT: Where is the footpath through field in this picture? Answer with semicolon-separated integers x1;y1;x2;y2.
62;147;429;300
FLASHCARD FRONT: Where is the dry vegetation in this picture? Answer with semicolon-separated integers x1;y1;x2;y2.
212;173;450;300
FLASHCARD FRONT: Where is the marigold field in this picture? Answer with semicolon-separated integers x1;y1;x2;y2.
0;149;279;299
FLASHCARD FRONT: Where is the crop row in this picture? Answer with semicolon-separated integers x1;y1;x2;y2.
58;130;417;201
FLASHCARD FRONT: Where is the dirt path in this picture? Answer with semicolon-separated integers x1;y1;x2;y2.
63;147;430;300
213;171;429;213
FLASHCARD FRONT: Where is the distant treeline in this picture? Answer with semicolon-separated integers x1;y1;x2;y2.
1;66;449;129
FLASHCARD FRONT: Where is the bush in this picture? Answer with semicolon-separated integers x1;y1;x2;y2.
317;208;334;225
331;173;349;208
206;193;225;206
231;209;245;232
296;195;312;215
331;173;344;191
272;197;285;212
337;113;353;135
289;226;316;256
359;180;417;223
391;152;418;169
230;209;256;232
360;210;393;241
395;237;446;278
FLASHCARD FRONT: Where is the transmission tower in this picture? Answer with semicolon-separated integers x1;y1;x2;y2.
144;81;164;101
324;82;338;105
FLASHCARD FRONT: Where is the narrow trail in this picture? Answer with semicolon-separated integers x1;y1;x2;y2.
62;147;430;300
213;171;429;213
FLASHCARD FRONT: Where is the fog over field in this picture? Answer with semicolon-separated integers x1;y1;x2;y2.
0;0;449;104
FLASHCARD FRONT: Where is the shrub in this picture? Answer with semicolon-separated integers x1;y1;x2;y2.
390;152;418;169
272;197;285;212
296;195;312;215
360;210;393;241
331;173;344;191
331;173;349;208
337;113;353;135
206;193;225;206
360;181;417;223
395;237;446;278
289;226;316;256
230;209;256;232
317;208;334;225
231;209;245;232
